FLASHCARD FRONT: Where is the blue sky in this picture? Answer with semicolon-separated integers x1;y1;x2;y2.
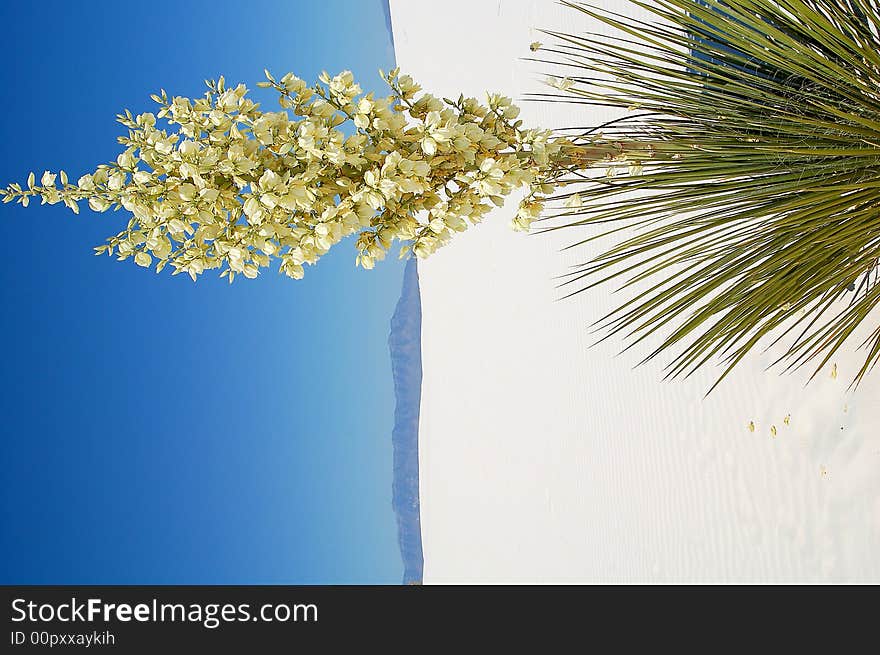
0;0;405;583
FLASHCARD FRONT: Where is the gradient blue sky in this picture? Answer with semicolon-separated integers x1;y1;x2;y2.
0;0;405;583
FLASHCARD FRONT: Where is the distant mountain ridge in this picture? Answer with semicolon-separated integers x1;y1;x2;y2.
381;0;395;51
388;257;423;584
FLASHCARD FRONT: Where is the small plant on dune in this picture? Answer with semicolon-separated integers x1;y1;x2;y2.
4;0;879;387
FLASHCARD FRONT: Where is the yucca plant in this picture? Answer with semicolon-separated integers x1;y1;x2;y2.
535;0;880;390
4;0;878;391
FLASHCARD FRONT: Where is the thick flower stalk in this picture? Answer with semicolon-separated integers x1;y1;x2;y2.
1;68;606;282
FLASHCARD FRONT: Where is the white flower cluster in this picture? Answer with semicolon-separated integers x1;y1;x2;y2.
1;68;579;282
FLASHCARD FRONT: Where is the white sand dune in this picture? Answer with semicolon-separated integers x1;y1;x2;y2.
390;0;880;583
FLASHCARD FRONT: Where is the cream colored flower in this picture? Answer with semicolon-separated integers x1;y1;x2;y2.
549;76;574;91
134;252;152;267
